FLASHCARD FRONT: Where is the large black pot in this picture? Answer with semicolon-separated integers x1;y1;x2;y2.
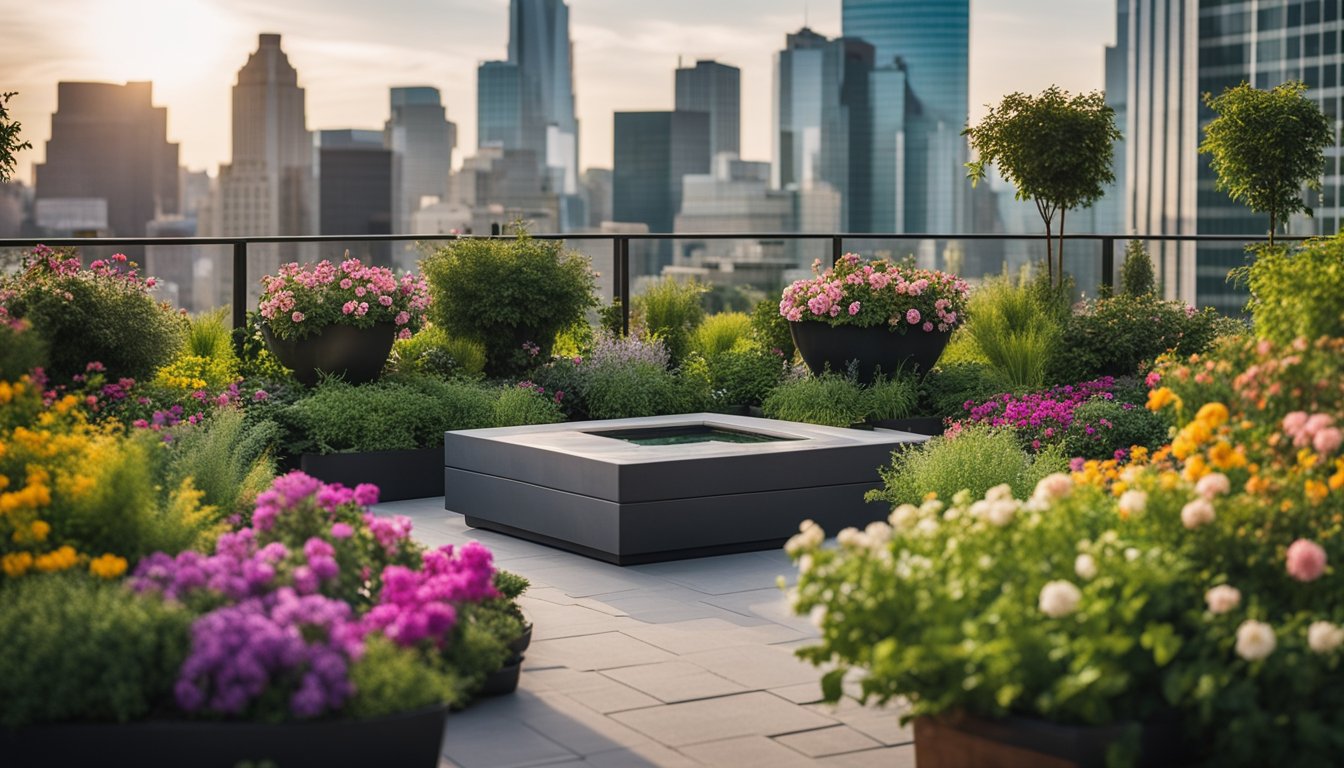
262;322;397;387
0;704;450;768
913;712;1191;768
789;321;951;383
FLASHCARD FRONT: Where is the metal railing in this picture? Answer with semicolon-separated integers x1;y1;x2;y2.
0;231;1310;339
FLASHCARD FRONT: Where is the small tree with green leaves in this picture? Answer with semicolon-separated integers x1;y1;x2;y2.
964;87;1121;288
0;92;33;183
1199;81;1333;244
1120;240;1156;297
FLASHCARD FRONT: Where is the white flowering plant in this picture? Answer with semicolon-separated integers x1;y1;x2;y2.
786;391;1344;766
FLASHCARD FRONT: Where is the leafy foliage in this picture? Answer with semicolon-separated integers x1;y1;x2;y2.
1237;236;1344;344
965;87;1121;287
1199;81;1333;242
961;276;1061;388
1120;240;1157;297
633;277;707;366
422;233;597;377
389;324;487;379
0;318;47;381
919;362;1012;420
281;377;495;454
692;312;752;359
160;408;278;520
346;636;462;717
1059;399;1170;460
750;295;795;358
494;384;566;427
705;341;787;409
0;574;192;727
0;91;32;183
762;373;918;427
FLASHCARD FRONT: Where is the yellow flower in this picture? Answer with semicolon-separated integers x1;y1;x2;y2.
1299;449;1321;470
1129;445;1149;464
1182;454;1210;483
29;520;50;541
1306;480;1329;505
2;551;33;577
1330;472;1344;492
89;554;128;580
1147;387;1181;412
1208;441;1246;471
34;545;78;573
1246;476;1271;495
1111;481;1129;496
1196;402;1229;429
1159;471;1181;491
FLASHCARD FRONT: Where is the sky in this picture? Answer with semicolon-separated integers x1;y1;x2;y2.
1;0;1116;184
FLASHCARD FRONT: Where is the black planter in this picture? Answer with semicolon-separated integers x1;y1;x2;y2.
0;704;450;768
914;712;1191;768
479;657;523;697
507;622;534;657
262;322;397;387
300;446;443;501
789;322;951;384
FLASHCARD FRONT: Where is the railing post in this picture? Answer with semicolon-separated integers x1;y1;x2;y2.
831;235;843;266
232;241;247;349
1101;237;1116;294
618;237;631;337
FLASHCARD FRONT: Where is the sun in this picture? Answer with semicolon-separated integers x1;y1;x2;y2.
81;0;240;89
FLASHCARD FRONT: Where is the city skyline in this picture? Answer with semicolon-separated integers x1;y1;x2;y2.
3;0;1115;183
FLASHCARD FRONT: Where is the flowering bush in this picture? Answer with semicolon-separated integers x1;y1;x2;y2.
258;257;430;342
779;253;969;335
791;345;1344;764
0;245;186;380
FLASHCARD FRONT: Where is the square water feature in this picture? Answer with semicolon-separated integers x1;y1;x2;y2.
443;413;926;564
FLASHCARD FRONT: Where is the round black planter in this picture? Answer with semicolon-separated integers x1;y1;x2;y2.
507;622;534;657
0;704;450;768
480;656;523;697
262;322;397;387
789;322;951;384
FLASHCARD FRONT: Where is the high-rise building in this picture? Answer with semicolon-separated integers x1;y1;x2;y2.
211;34;315;300
384;87;455;238
477;0;580;197
1123;0;1344;312
613;110;711;272
317;130;393;266
773;28;875;233
34;81;179;242
580;168;613;228
843;0;969;234
675;60;741;160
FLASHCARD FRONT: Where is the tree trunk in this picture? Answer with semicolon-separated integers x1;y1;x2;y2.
1037;200;1053;285
1269;210;1277;246
1057;208;1067;289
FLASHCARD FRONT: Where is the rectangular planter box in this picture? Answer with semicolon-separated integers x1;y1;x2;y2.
300;447;443;502
444;413;927;564
913;713;1190;768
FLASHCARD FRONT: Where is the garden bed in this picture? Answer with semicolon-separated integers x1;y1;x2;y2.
300;446;444;501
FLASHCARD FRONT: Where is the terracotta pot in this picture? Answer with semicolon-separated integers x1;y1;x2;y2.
262;322;397;387
789;322;950;383
913;712;1191;768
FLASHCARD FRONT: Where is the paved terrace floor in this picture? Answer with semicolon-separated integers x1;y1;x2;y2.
372;496;913;768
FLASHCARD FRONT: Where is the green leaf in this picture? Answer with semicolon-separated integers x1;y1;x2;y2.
1140;623;1182;667
820;668;847;703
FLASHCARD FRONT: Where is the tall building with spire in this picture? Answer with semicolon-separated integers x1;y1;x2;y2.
477;0;580;198
210;33;315;299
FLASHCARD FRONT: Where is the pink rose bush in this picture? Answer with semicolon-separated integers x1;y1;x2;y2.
778;253;968;335
259;257;430;341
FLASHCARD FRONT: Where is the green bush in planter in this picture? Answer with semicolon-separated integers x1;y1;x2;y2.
494;384;566;427
866;426;1068;508
0;573;192;727
691;312;752;359
281;377;495;454
1120;240;1157;297
705;340;786;409
389;324;487;379
762;373;918;427
422;234;596;377
346;636;464;717
960;275;1062;389
633;277;707;367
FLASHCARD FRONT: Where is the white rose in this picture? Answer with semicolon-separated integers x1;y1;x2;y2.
1181;498;1216;529
1124;547;1140;562
1074;553;1098;580
1038;580;1082;618
986;483;1014;502
1033;472;1074;502
798;554;814;574
1235;620;1276;661
1194;472;1231;499
889;504;919;529
864;521;893;547
808;605;828;628
968;499;989;519
1203;584;1241;614
785;519;824;555
915;518;939;537
919;498;945;517
1117;489;1147;516
985;499;1018;527
836;527;866;549
1307;621;1344;654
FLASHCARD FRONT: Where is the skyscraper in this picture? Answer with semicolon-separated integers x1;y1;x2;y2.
843;0;969;233
34;81;178;240
477;0;580;196
317;130;393;266
212;34;315;296
1123;0;1344;312
384;87;455;238
675;60;741;160
613;110;711;271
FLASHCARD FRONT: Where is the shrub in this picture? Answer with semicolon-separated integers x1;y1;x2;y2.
282;377;496;454
422;234;597;377
0;574;192;727
153;354;239;395
389;324;487;379
865;376;921;421
692;312;752;359
528;355;590;421
706;341;786;409
161;408;278;520
1120;240;1157;296
494;384;566;427
866;426;1068;508
0;247;186;381
762;373;917;427
633;277;707;366
346;636;463;717
1238;236;1344;344
919;362;1011;420
962;276;1061;388
0;314;46;381
1059;398;1170;460
583;358;708;420
750;296;795;358
185;307;237;361
1048;294;1244;382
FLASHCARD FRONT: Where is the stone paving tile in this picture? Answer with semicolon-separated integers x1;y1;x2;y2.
580;586;744;623
773;724;883;757
521;561;673;598
440;716;576;768
617;616;807;655
769;681;827;705
582;743;702;767
527;630;678;671
609;691;836;747
699;587;819;636
817;745;917;767
631;552;796;595
520;690;663;756
681;644;822;689
520;598;628;641
679;735;821;767
525;667;662;713
600;660;749;703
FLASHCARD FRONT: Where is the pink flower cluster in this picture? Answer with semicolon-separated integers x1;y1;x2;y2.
779;253;968;334
1286;538;1328;582
1282;411;1342;455
361;542;499;648
259;257;430;341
